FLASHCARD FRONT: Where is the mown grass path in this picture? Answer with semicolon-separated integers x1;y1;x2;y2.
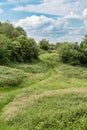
0;53;87;130
3;87;87;121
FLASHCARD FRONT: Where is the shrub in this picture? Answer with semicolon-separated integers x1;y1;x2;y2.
39;39;49;50
17;35;39;62
0;35;11;65
7;41;23;62
58;42;81;65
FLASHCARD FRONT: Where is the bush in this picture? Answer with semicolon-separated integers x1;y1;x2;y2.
7;41;23;62
0;35;11;65
39;39;49;50
58;42;81;65
17;35;39;62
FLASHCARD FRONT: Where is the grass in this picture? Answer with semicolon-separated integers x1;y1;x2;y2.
0;52;87;130
0;66;27;88
4;93;87;130
25;93;87;130
8;61;48;73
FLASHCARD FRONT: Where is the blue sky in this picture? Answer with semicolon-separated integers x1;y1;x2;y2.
0;0;87;43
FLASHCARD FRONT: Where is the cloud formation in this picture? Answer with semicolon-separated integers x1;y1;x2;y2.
0;0;87;42
16;13;85;43
13;0;81;16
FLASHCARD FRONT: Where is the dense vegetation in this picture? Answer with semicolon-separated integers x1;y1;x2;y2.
58;40;87;65
0;22;38;65
0;53;87;130
0;22;87;130
1;22;87;66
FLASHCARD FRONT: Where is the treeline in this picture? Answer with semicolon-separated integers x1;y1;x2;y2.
39;35;87;65
0;21;87;65
0;22;56;65
58;35;87;65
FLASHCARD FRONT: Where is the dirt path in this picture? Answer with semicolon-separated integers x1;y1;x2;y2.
3;87;87;120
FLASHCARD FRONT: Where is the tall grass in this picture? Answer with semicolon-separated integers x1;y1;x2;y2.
0;52;87;130
0;66;27;87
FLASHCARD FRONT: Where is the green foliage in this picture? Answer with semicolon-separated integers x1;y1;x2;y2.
80;35;87;45
0;35;11;65
56;42;62;49
0;22;39;65
8;41;23;62
39;39;49;50
58;41;87;65
15;26;26;37
23;38;38;62
79;35;87;64
17;35;39;62
49;44;56;50
0;22;14;38
58;42;80;65
0;21;26;39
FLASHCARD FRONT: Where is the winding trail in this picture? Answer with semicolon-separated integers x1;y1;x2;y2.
3;87;87;120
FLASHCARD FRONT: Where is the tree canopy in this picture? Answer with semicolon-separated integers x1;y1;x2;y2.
0;22;38;65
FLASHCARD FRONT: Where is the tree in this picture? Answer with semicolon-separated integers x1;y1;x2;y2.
15;26;26;37
17;35;38;62
0;22;26;39
39;39;49;50
0;35;11;65
49;44;56;50
1;22;15;38
58;42;81;65
23;38;38;62
56;42;62;49
7;41;23;62
0;22;39;64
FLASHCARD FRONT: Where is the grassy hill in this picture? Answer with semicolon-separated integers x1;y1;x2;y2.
0;52;87;130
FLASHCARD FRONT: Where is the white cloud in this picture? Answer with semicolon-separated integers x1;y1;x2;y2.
16;15;54;28
64;12;81;20
16;15;55;41
15;14;85;43
13;0;81;16
57;34;83;43
0;8;3;14
83;8;87;17
12;0;87;42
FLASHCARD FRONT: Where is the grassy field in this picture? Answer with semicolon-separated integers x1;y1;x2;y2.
0;52;87;130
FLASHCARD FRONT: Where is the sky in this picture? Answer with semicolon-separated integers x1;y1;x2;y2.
0;0;87;43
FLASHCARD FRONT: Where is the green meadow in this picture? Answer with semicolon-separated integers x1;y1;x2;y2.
0;52;87;130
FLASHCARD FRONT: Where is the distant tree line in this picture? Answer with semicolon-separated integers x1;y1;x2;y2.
0;21;87;65
58;35;87;65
